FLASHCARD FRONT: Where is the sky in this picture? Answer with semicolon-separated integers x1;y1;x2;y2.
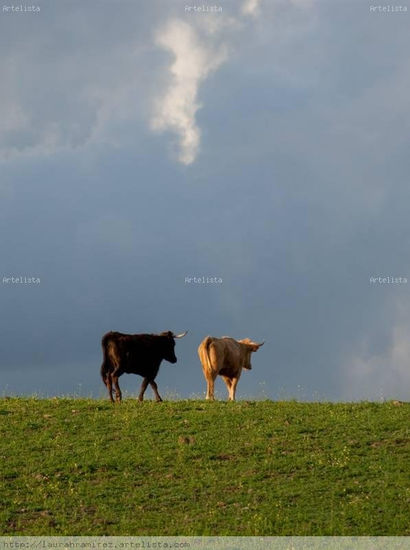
1;0;410;401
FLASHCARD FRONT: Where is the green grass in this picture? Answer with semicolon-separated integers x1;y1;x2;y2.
0;398;408;535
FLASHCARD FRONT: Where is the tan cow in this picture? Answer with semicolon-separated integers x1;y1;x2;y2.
198;336;264;401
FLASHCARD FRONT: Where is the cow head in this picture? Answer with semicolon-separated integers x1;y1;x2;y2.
238;338;264;370
159;330;188;364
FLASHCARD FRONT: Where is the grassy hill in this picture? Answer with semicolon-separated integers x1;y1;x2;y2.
0;398;408;535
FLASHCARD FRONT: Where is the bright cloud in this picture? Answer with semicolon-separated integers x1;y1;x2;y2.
0;1;315;165
151;19;227;165
151;0;269;165
343;324;410;401
151;0;318;165
242;0;262;17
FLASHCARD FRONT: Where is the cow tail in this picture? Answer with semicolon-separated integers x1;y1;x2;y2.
100;333;113;382
201;336;213;374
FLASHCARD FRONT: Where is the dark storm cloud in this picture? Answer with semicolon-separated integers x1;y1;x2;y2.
1;0;410;400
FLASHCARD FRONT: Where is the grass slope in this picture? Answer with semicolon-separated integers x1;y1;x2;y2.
0;398;409;536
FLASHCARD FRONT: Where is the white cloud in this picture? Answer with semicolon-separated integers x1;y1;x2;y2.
150;0;319;165
0;1;318;165
242;0;262;17
151;0;271;165
342;323;410;401
150;19;227;165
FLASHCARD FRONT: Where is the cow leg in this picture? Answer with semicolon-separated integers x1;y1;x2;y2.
101;362;114;403
138;377;150;402
106;374;115;403
229;377;239;401
149;380;163;402
222;376;233;401
206;376;216;400
112;371;122;403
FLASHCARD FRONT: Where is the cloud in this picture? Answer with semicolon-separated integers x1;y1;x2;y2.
242;0;262;17
150;19;228;165
0;6;157;163
151;0;270;166
0;63;146;162
342;309;410;401
0;1;316;165
150;0;319;165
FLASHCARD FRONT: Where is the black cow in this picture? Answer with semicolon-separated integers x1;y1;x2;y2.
101;330;187;402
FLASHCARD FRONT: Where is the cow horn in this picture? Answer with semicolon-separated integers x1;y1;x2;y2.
257;341;265;347
173;331;188;339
